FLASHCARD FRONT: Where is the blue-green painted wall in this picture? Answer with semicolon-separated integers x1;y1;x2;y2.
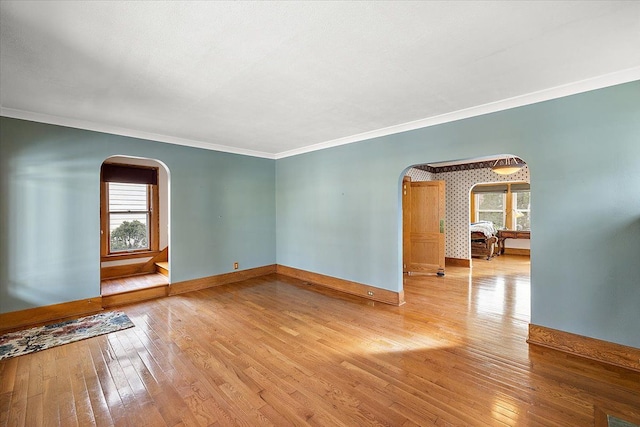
2;82;638;349
0;118;276;313
276;81;640;348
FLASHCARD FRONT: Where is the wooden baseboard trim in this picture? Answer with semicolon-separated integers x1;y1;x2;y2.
527;324;640;372
1;263;405;331
0;297;103;334
502;248;530;256
445;257;471;267
276;265;405;306
102;285;169;308
169;265;277;295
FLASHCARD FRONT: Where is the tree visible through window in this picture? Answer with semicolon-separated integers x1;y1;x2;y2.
108;182;150;252
476;192;506;229
514;191;531;231
473;183;530;231
101;163;158;258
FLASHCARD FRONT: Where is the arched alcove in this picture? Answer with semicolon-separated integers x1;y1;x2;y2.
99;155;171;296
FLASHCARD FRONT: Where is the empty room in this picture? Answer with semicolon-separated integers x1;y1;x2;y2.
1;1;639;426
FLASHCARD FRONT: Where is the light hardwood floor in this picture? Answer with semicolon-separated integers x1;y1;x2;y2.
1;256;639;426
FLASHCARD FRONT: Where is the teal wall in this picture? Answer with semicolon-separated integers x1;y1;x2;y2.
1;82;638;349
276;81;640;348
0;118;276;313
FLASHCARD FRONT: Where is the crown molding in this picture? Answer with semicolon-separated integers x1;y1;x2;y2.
0;107;277;160
2;67;638;161
274;67;640;159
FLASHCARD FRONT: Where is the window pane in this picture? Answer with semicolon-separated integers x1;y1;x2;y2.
514;192;531;230
108;182;150;252
108;183;147;211
515;191;530;210
477;193;504;210
516;212;531;231
478;212;505;229
110;214;149;252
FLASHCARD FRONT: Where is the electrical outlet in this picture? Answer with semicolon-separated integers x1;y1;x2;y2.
367;291;374;296
234;262;239;270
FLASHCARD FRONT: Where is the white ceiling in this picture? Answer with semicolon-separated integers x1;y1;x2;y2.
1;1;639;159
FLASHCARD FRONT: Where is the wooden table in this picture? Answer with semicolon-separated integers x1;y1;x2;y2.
496;230;530;255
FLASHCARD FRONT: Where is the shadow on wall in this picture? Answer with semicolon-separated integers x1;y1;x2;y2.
1;154;99;312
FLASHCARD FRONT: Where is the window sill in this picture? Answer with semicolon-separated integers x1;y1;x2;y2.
101;250;160;262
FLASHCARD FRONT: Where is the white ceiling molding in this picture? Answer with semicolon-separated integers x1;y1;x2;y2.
274;67;640;159
3;67;638;161
0;107;276;159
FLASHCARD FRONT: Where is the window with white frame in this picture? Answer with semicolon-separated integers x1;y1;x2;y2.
511;184;531;231
472;183;530;231
107;182;151;252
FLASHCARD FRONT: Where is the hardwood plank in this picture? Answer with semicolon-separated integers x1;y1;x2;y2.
23;391;42;427
0;392;11;427
1;256;639;427
53;351;76;424
89;338;130;426
4;357;28;427
41;378;59;427
66;345;97;427
78;344;114;426
0;358;17;394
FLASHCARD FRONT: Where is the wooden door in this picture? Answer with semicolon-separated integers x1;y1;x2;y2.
404;180;446;276
402;177;411;273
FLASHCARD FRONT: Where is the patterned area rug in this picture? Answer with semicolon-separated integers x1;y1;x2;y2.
0;311;134;360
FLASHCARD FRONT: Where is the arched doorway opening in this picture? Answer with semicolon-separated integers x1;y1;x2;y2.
400;154;531;320
99;156;170;299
